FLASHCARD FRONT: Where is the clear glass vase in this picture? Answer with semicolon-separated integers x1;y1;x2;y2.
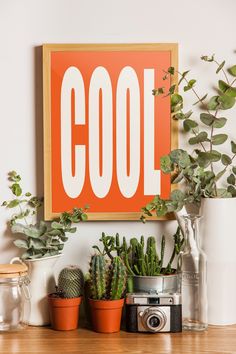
178;214;208;331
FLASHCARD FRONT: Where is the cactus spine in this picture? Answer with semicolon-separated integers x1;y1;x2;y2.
58;265;84;298
89;254;127;300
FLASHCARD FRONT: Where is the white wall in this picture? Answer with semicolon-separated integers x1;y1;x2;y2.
0;0;235;275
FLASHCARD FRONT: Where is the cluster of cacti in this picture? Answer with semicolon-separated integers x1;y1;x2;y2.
124;235;165;276
93;227;184;276
89;254;127;300
58;265;84;298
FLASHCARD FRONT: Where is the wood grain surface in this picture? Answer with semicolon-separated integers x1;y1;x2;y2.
0;325;235;354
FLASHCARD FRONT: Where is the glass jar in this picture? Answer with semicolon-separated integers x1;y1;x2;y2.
178;214;208;331
0;264;31;331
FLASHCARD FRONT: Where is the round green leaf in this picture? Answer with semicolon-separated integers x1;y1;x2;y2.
218;94;235;110
207;96;220;110
160;155;172;173
183;119;198;132
232;166;236;175
218;80;236;97
221;154;232;166
13;239;28;249
170;190;185;202
171;94;183;105
197;152;211;168
212;134;228;145
200;113;214;126
7;199;20;208
228;65;236;77
189;132;208;145
11;183;22;197
208;150;221;162
227;174;236;185
213;117;227;128
219;80;229;93
169;149;191;168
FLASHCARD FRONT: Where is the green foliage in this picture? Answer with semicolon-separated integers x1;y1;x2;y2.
142;54;236;220
58;265;84;298
93;229;184;276
89;254;127;300
2;171;88;259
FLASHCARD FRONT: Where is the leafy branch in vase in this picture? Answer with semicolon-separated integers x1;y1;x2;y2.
141;55;236;219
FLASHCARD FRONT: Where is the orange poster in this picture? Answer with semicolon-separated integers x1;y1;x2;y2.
43;44;178;220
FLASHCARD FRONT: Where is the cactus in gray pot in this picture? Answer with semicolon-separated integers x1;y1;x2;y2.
58;265;84;298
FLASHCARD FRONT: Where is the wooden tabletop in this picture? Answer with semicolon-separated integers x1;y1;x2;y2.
0;325;235;354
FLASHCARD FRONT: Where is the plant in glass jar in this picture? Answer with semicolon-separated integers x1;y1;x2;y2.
141;55;236;327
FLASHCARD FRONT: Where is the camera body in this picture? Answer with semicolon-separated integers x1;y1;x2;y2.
126;292;182;333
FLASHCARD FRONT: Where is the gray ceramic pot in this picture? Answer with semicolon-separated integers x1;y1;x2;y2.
132;274;179;293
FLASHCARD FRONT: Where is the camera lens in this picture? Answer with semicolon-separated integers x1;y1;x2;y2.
142;307;167;332
148;316;160;328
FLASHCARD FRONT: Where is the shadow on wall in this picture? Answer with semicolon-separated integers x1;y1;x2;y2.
34;46;44;221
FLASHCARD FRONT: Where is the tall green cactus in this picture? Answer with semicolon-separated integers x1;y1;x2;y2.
58;265;84;298
89;255;107;300
89;254;127;300
110;256;127;300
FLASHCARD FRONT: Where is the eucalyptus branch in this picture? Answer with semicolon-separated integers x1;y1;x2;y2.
177;71;211;114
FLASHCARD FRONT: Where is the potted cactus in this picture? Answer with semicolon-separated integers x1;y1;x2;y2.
88;254;127;333
48;265;84;330
93;230;183;294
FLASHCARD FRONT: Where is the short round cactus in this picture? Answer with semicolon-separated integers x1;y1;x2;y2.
58;265;84;298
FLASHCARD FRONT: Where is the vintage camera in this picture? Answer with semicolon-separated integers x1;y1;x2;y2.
126;292;182;333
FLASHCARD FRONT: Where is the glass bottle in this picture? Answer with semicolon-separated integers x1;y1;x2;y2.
178;214;208;331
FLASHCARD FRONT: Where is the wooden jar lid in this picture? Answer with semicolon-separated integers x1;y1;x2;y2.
0;264;28;278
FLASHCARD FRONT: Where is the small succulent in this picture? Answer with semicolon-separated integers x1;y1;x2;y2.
58;265;84;298
89;254;127;300
2;171;88;259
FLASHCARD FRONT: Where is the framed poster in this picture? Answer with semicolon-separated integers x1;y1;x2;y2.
43;43;178;220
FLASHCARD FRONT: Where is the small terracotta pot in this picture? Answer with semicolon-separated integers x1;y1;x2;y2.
89;298;124;333
48;294;82;331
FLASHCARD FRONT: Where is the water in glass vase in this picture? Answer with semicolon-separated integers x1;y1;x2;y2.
178;214;208;331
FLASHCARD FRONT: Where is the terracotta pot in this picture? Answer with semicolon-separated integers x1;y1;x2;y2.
48;294;82;330
89;298;124;333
